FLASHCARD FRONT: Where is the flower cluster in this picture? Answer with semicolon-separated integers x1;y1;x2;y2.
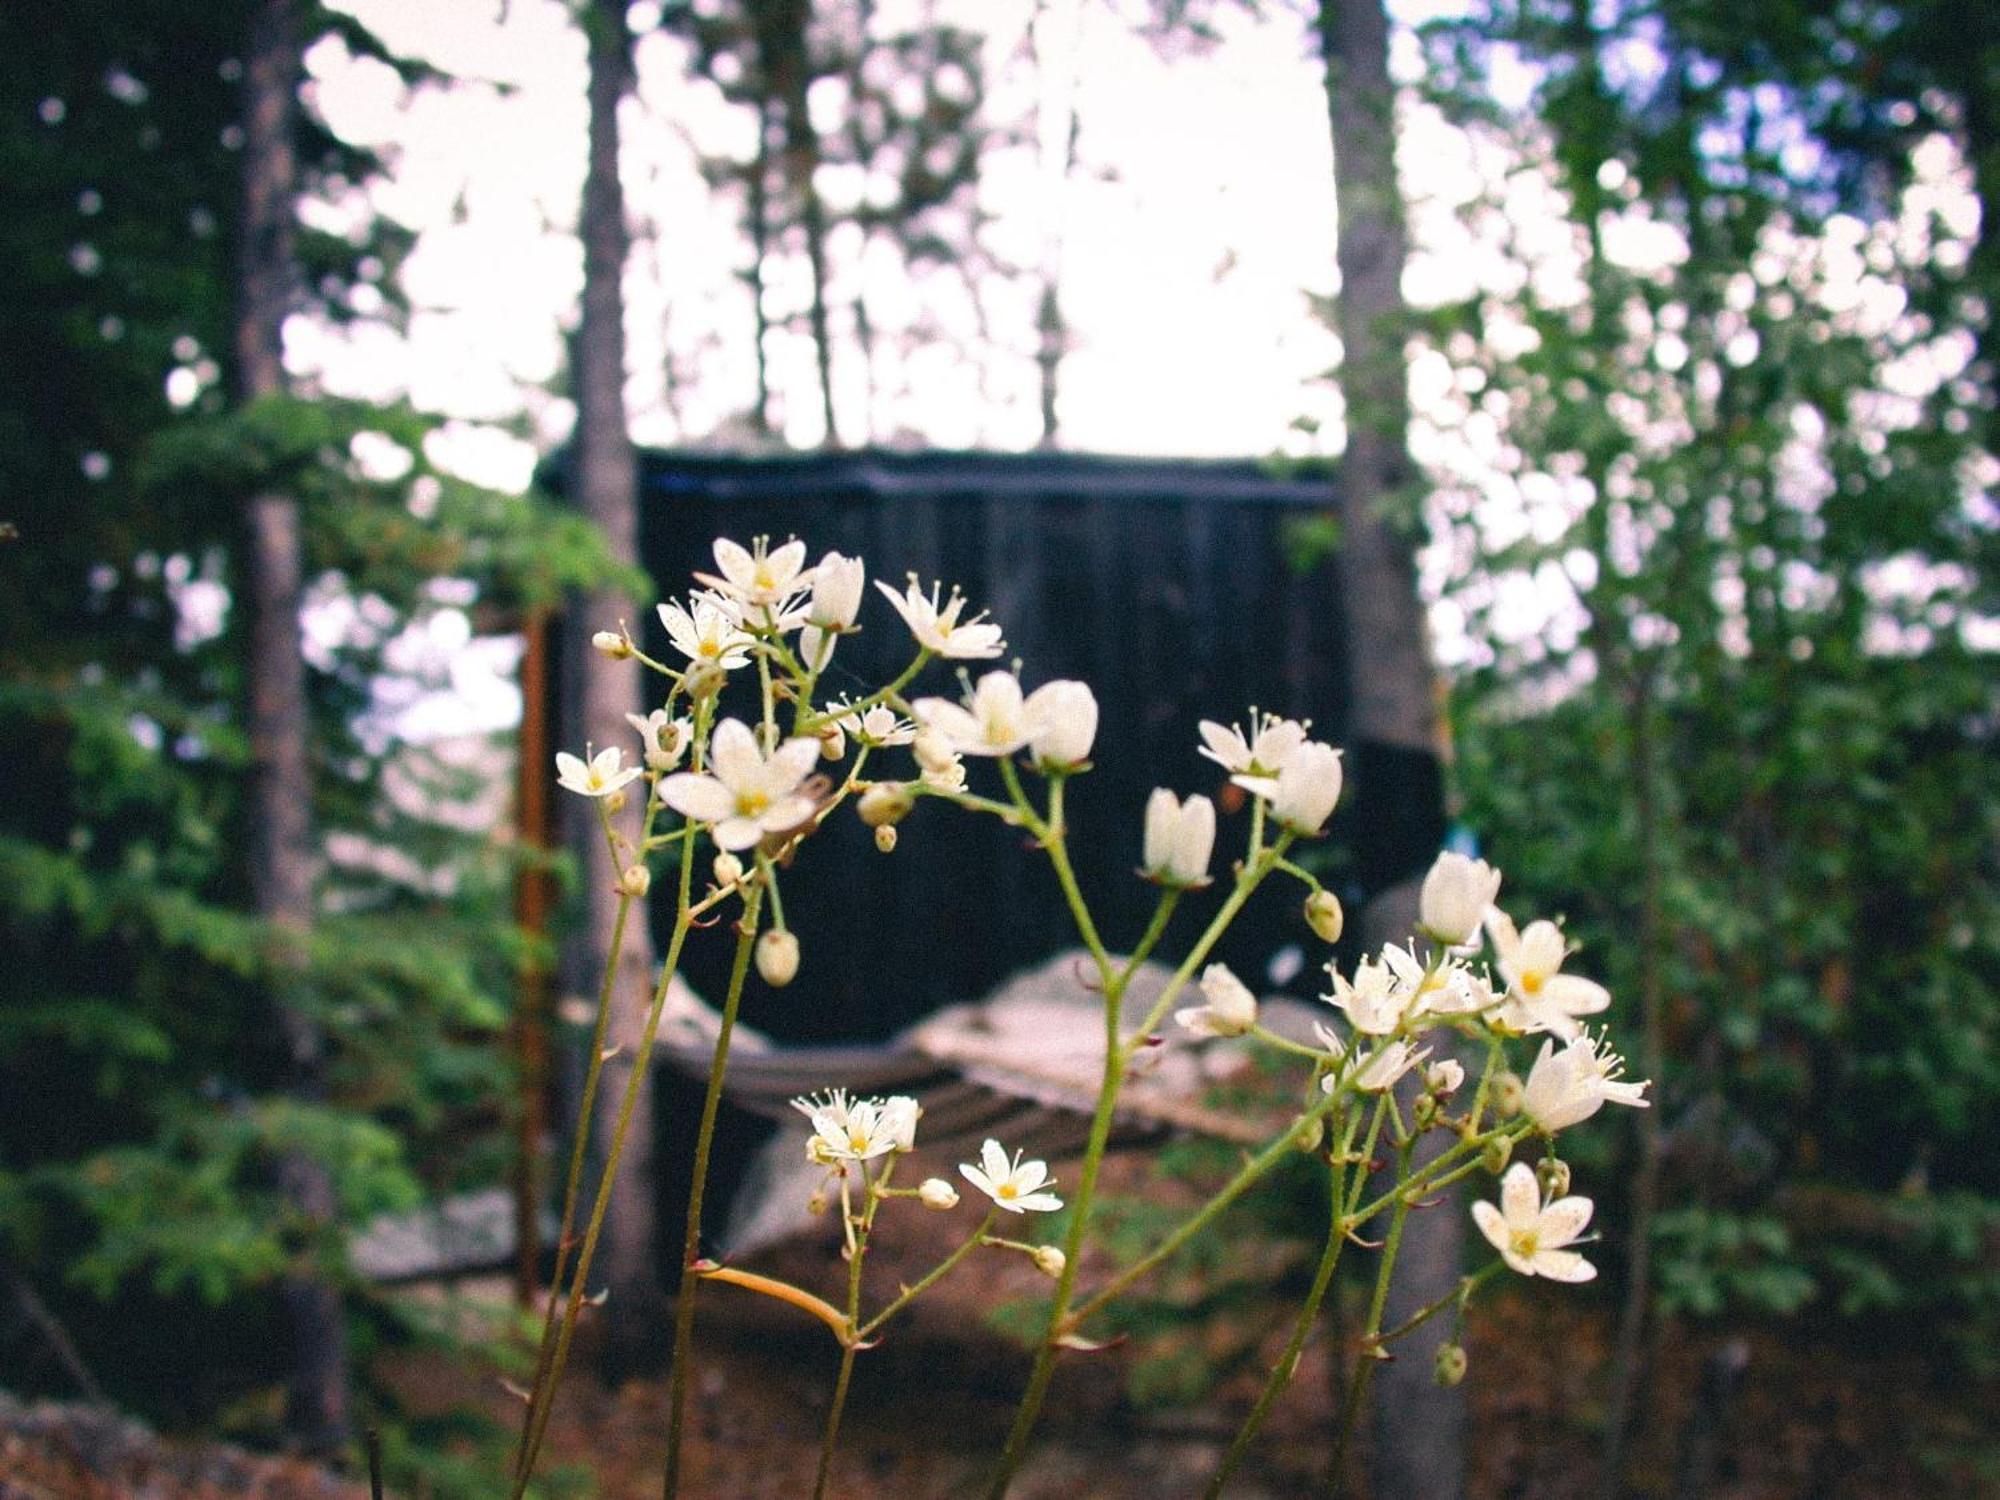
529;532;1655;1500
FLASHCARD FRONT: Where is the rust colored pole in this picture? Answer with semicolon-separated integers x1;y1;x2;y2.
511;607;554;1308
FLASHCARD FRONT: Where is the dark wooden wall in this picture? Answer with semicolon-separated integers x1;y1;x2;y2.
632;450;1365;1046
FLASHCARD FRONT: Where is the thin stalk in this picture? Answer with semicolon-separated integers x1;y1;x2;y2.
796;651;930;734
1203;1101;1383;1498
1122;888;1181;978
509;888;630;1482
814;1158;874;1500
857;1210;997;1340
1376;1262;1499;1348
812;1345;859;1500
513;827;702;1497
663;883;764;1499
1066;1077;1354;1330
1128;838;1291;1043
1329;1142;1416;1496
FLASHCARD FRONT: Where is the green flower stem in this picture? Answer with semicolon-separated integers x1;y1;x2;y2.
1250;1024;1331;1062
1128;835;1290;1044
1122;888;1181;977
1328;1138;1417;1497
1202;1098;1385;1498
1065;1060;1360;1333
663;881;765;1500
513;821;702;1497
857;1208;997;1341
813;1156;878;1500
512;788;669;1487
508;886;628;1485
1376;1261;1501;1348
797;651;931;735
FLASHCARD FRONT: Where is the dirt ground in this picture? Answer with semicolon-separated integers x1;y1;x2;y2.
5;1148;1992;1498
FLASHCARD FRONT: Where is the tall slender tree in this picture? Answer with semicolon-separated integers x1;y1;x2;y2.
1315;0;1460;1493
566;0;669;1378
236;0;350;1452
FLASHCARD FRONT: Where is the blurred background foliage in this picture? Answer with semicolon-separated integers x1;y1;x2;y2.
0;0;615;1446
0;0;1992;1485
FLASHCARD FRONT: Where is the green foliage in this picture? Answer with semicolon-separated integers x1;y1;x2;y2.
0;0;620;1441
1417;0;1999;1345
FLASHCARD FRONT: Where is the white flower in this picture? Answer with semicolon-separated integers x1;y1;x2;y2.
659;594;754;672
1198;711;1308;780
832;701;917;748
797;624;836;672
555;745;643;799
914;671;1046;757
1472;1162;1596;1282
959;1139;1062;1214
1315;1024;1426;1093
703;535;813;608
793;1090;922;1165
808;551;865;629
1379;944;1489;1021
1027;680;1098;770
1325;954;1409;1035
1419;852;1503;946
660;718;820;851
1485;910;1611;1039
1142;789;1216;887
1265;741;1343;835
1521;1033;1650;1133
875;576;1006;659
626;709;692;772
591;629;632;659
918;1177;960;1211
1031;1245;1066;1278
1175;962;1258;1038
1425;1058;1466;1095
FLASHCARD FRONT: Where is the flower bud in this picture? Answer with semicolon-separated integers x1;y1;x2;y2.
1027;680;1099;771
756;929;800;988
1032;1245;1066;1279
1293;1114;1325;1153
591;629;632;659
620;863;652;899
1434;1343;1468;1387
1412;1094;1437;1130
918;1178;959;1211
858;782;915;828
1492;1070;1524;1118
684;659;727;700
1480;1136;1513;1175
1305;890;1345;944
807;1188;831;1216
1536;1157;1571;1199
874;825;898;854
818;723;847;762
713;851;745;887
604;790;628;815
809;551;865;630
1419;851;1502;946
1142;789;1215;887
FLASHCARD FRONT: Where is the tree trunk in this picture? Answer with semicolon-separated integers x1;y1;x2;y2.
236;0;351;1454
1316;0;1460;1494
568;0;669;1380
758;0;839;446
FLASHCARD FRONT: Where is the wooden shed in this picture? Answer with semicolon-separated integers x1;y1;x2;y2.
626;449;1436;1046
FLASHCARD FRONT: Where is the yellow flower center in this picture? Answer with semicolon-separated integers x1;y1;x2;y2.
849;1132;870;1153
737;791;770;817
1521;971;1546;996
998;1182;1018;1200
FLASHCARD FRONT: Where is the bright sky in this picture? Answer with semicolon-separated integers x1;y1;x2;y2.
283;0;1985;739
